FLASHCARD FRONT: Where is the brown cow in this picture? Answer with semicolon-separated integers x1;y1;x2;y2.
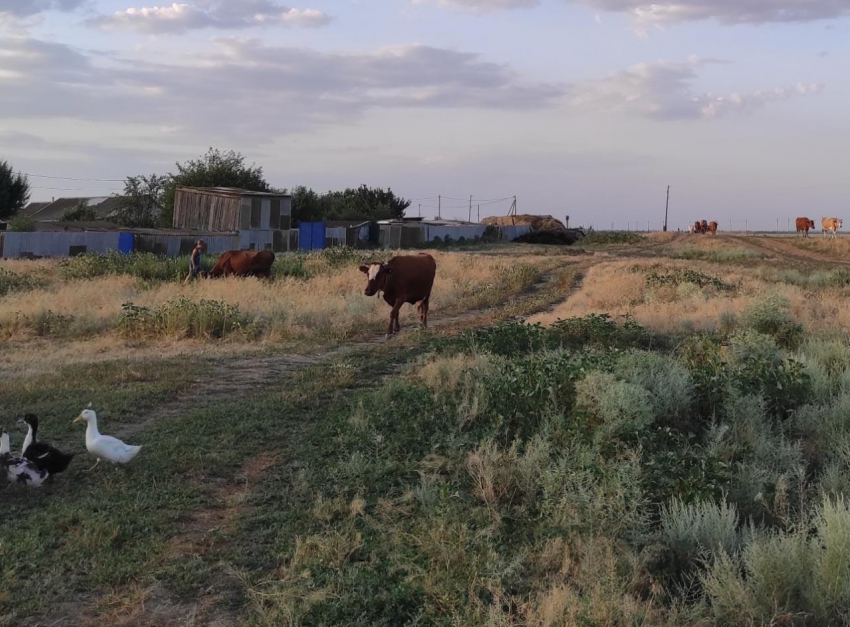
207;250;276;278
360;254;437;338
708;221;718;235
692;221;702;234
796;217;816;237
822;217;843;239
700;220;709;235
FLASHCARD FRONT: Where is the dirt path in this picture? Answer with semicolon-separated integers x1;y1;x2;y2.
115;259;583;441
726;234;850;266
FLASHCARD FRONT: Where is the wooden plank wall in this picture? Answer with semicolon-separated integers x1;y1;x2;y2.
173;189;241;231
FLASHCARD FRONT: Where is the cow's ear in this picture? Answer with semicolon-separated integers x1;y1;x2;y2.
359;265;369;274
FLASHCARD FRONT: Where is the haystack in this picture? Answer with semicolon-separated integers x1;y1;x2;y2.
481;214;568;232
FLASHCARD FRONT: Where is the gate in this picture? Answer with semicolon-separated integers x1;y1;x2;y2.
298;222;326;251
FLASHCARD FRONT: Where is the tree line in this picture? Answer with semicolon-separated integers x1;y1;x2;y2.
0;149;410;230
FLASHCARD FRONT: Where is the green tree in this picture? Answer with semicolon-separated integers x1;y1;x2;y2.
160;148;270;227
61;200;97;222
115;174;166;228
0;161;31;221
291;185;410;223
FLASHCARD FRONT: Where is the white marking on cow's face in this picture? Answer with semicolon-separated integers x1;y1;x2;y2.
368;264;382;281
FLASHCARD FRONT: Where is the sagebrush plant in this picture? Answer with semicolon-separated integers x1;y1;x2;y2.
703;497;850;627
659;498;742;575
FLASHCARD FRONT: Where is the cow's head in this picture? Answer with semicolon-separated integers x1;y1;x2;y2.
360;262;391;296
809;220;816;229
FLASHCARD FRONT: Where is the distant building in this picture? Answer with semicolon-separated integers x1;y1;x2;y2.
172;187;294;252
21;197;124;222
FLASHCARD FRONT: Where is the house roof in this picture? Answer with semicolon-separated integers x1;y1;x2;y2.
22;196;124;222
178;187;290;199
21;202;50;217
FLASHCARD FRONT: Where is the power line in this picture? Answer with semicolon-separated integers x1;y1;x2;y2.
19;172;126;182
30;186;123;191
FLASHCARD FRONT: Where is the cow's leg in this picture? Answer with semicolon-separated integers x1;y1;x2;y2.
419;297;430;328
387;299;403;337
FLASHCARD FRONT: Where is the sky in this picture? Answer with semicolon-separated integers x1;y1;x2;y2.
1;0;848;229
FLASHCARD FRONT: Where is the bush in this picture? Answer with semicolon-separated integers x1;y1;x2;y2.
481;225;501;243
703;498;850;627
7;215;36;232
118;298;251;339
741;294;804;349
643;267;734;292
60;251;191;281
615;351;694;431
580;231;644;245
0;268;42;296
729;331;810;419
550;313;649;349
575;372;655;439
660;498;742;575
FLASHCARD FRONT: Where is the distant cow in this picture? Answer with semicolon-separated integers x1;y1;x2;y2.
708;221;718;236
700;220;709;235
693;221;703;234
796;217;816;237
360;254;437;338
822;217;843;239
687;224;695;234
207;250;276;278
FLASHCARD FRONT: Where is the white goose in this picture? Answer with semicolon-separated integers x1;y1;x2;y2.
74;409;142;471
1;429;48;487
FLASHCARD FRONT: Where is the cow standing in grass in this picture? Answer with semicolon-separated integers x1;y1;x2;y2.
708;221;718;235
207;250;276;278
822;217;843;239
796;217;816;237
360;254;437;338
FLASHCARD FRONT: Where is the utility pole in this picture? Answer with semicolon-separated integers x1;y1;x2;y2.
663;185;670;232
477;204;480;223
469;195;472;223
438;195;441;219
418;203;421;218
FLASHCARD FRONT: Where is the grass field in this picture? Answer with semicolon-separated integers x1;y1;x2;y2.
4;235;850;626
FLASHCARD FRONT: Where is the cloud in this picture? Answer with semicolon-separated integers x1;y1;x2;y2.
0;36;563;141
1;0;84;18
88;1;331;33
421;0;850;26
571;57;824;120
413;0;540;11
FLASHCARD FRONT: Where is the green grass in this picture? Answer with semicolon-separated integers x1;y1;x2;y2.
667;248;765;263
5;305;850;625
581;230;645;245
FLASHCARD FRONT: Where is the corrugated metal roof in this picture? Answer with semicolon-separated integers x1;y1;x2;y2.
179;187;290;199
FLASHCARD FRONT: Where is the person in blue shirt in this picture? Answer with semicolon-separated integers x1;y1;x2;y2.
184;239;207;284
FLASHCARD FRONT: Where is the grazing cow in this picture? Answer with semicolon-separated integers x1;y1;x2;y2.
796;217;816;237
207;250;276;278
693;221;703;234
822;217;843;239
708;221;718;236
360;253;437;338
700;220;709;235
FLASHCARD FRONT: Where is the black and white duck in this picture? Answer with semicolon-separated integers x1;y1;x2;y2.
1;429;49;487
18;414;75;476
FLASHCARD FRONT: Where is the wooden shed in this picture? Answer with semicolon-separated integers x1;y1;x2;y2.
173;187;292;233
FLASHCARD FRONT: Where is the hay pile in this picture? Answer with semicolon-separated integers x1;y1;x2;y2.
481;214;568;233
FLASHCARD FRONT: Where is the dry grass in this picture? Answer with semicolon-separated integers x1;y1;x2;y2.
531;258;850;335
792;236;850;260
0;251;551;363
